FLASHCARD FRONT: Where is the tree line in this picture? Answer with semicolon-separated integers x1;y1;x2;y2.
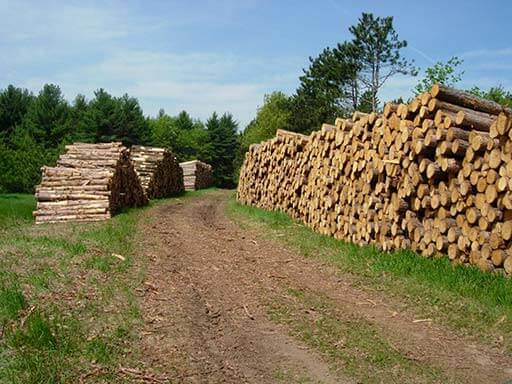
0;85;240;192
3;12;511;194
241;12;512;155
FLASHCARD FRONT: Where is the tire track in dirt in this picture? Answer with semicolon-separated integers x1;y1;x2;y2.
136;191;512;383
137;194;345;383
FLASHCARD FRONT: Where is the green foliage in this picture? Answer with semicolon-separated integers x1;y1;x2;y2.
291;43;360;133
0;82;245;192
356;89;375;113
0;85;34;144
149;109;211;162
0;84;164;192
149;111;176;148
415;56;464;95
241;92;292;150
20;84;71;148
84;89;149;146
350;13;417;111
467;85;512;108
287;12;415;134
207;112;240;188
68;94;90;142
0;133;60;193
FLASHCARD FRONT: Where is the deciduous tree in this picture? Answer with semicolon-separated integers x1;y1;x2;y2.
415;56;464;95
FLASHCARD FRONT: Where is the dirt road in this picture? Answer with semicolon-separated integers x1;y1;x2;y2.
136;190;512;383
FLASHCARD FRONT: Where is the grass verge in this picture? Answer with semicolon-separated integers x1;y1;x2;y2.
0;191;207;383
227;196;512;354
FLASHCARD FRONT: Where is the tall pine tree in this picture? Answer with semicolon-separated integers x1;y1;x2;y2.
206;112;239;188
21;84;70;147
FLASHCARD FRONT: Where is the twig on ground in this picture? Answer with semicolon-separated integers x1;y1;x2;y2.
118;366;169;383
20;305;36;328
243;304;255;320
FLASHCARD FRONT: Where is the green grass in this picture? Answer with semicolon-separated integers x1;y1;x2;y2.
0;194;36;228
0;192;186;383
227;197;512;353
269;288;446;383
0;212;144;382
274;368;320;383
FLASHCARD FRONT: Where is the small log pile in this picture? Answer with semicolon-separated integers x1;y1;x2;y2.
179;160;214;191
34;142;148;224
237;84;512;273
130;145;184;199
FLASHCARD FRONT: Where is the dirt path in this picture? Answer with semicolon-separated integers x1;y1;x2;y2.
136;191;512;383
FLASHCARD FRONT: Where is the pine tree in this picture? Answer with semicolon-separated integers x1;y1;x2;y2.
350;13;417;111
291;44;360;133
21;84;71;147
207;112;239;188
0;85;34;146
69;94;90;142
116;94;149;146
85;89;148;146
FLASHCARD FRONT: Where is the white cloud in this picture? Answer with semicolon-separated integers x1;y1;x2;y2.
13;48;302;127
460;47;512;59
0;1;301;127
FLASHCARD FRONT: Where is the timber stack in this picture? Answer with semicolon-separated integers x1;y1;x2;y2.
130;145;184;198
34;142;148;224
180;160;214;191
237;84;512;274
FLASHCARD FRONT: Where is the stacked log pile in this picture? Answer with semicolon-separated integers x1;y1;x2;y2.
130;145;184;198
34;142;148;224
179;160;214;191
237;84;512;273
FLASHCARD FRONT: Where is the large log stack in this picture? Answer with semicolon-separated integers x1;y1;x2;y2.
237;84;512;274
179;160;214;191
34;142;148;224
130;145;184;198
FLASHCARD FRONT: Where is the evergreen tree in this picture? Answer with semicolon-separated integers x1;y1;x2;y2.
357;90;375;113
85;89;148;146
21;84;70;147
291;44;360;133
349;13;417;111
174;110;195;131
175;119;210;161
84;88;118;143
0;85;34;145
116;94;149;146
68;94;90;142
207;112;239;188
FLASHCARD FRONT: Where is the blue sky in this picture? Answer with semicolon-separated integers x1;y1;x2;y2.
1;0;511;127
